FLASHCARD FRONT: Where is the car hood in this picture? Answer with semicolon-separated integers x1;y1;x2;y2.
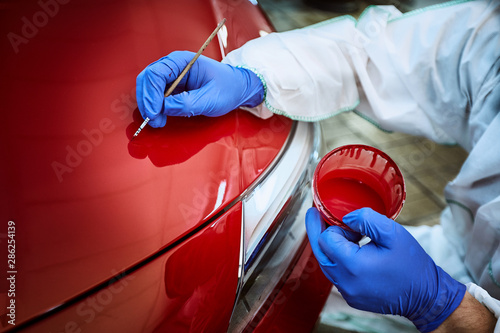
0;0;291;325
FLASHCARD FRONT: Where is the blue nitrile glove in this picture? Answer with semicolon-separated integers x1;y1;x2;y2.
136;51;264;128
305;207;466;333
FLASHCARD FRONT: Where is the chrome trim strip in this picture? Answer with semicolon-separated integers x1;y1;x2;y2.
228;119;298;322
228;178;316;332
239;121;298;200
242;122;314;270
228;120;322;331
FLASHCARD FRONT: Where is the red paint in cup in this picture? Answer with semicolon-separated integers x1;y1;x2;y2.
312;144;405;229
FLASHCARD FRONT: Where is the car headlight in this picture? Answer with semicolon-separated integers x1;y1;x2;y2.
229;120;320;332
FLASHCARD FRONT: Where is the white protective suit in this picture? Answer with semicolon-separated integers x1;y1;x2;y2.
224;0;500;331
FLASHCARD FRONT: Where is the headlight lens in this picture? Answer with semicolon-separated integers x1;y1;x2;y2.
242;122;318;267
229;121;320;332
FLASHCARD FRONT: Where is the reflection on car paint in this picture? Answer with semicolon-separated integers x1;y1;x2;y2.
0;0;287;327
21;204;242;333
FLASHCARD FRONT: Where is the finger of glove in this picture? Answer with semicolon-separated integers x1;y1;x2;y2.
163;85;223;117
136;67;170;127
336;226;363;243
305;208;334;267
342;208;395;248
318;226;360;265
147;112;167;128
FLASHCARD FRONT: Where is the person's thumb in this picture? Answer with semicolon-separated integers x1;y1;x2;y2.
342;208;395;248
305;208;332;267
318;225;360;264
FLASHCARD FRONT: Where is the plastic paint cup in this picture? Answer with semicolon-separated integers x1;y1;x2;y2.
312;144;405;229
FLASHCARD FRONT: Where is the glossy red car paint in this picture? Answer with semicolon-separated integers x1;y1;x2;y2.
249;242;332;333
21;203;242;333
1;0;329;331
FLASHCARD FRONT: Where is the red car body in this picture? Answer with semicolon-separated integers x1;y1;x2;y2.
0;0;331;332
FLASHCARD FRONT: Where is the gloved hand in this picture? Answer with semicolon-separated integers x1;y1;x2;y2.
305;207;466;333
136;51;264;128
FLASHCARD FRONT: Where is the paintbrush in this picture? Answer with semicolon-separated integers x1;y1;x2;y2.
132;18;227;139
